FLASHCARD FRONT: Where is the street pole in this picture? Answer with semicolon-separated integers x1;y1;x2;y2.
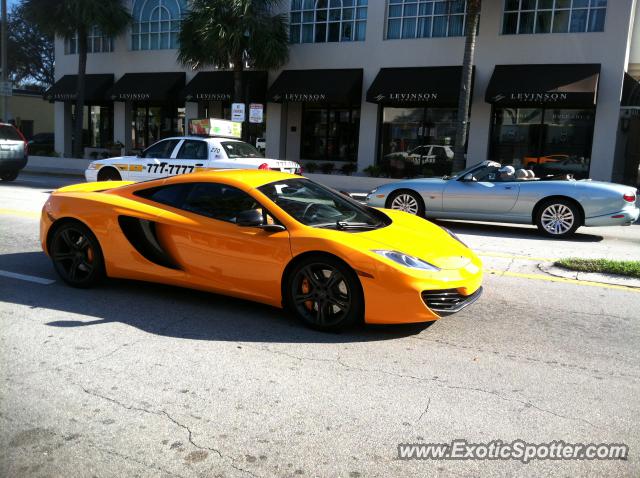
1;0;7;122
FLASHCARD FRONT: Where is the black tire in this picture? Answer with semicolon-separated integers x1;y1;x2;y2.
284;255;364;332
0;171;19;182
535;198;581;238
50;222;105;288
386;190;425;217
97;167;121;181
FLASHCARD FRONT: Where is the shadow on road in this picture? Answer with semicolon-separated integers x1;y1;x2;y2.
434;219;605;243
0;251;432;344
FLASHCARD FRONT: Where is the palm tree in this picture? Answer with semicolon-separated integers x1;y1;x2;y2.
24;0;130;158
178;0;289;136
452;0;481;173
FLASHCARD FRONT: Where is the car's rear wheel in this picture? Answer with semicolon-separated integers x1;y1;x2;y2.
535;199;581;238
97;167;121;181
0;171;19;182
50;222;105;288
285;255;363;331
387;190;425;217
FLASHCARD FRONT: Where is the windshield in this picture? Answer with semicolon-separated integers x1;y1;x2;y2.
0;125;22;141
258;179;388;230
449;161;501;180
221;141;263;159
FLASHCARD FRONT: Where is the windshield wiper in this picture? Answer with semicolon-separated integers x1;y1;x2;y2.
336;221;378;231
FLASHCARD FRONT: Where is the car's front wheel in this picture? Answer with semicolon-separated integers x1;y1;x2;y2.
535;199;581;238
97;167;122;181
387;190;425;216
285;255;363;331
50;222;105;287
0;171;19;182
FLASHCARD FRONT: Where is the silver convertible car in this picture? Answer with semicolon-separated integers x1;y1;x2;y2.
366;161;639;238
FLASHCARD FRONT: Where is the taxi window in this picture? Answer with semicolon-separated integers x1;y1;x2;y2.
141;139;180;158
176;140;209;160
221;141;263;159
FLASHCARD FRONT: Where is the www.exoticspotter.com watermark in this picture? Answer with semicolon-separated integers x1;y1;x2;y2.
398;440;628;464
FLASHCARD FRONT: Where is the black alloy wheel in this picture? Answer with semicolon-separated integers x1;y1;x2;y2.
286;256;363;331
50;222;105;288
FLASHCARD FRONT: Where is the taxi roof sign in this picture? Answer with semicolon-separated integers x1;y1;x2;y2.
189;118;242;139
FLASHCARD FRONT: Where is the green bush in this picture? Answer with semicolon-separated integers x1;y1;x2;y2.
320;162;334;175
363;165;381;177
340;162;357;176
304;161;318;173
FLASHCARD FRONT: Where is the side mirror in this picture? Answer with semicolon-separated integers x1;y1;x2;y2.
463;173;477;182
236;209;264;227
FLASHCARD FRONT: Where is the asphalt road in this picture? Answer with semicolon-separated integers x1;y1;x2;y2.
1;173;639;477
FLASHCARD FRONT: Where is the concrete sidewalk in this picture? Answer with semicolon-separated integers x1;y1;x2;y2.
23;156;399;193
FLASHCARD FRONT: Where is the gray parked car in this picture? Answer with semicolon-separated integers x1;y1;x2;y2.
366;161;639;238
0;123;28;182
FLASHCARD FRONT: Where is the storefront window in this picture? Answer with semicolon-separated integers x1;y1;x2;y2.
71;105;113;150
301;105;360;162
380;107;457;176
132;104;185;149
490;107;595;179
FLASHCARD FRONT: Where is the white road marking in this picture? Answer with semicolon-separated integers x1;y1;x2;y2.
0;270;55;285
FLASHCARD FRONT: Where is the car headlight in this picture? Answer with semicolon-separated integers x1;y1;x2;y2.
372;250;440;271
441;227;468;248
87;162;100;170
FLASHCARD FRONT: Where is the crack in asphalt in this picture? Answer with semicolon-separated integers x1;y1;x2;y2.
416;397;431;424
250;346;600;430
79;386;263;478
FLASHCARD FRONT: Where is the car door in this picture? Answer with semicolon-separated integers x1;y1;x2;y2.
150;182;292;304
170;139;212;175
138;138;183;180
442;167;521;215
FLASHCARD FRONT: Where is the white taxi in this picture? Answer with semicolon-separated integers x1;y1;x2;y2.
85;136;301;182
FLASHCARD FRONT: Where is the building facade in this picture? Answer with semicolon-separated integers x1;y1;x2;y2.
50;0;640;184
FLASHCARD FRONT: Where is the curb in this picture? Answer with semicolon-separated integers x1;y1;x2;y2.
538;262;640;289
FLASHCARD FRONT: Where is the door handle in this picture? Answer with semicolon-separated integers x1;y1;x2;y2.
504;186;513;190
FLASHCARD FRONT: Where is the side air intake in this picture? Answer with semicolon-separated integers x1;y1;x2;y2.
118;216;180;270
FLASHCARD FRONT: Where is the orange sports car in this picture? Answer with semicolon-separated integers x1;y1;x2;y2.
40;170;483;330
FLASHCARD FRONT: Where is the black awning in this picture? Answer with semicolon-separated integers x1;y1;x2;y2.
622;73;640;107
485;64;600;107
109;72;185;102
267;69;362;104
184;71;267;103
367;66;467;107
44;74;114;103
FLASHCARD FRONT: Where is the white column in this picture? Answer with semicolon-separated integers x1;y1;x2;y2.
113;101;129;153
54;102;72;157
357;100;378;171
185;102;199;133
265;102;285;159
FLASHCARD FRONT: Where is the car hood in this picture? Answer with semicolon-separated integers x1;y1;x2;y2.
91;155;136;164
357;210;475;270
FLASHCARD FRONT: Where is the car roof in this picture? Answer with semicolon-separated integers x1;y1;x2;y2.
159;136;242;143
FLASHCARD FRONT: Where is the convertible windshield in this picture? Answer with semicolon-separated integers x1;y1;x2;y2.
258;179;387;230
221;141;263;158
449;161;501;180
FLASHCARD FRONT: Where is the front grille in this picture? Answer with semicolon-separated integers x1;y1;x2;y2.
421;287;483;316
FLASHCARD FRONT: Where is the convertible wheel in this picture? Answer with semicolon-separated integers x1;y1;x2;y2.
535;199;581;238
50;222;105;288
387;190;425;216
286;256;363;331
0;171;19;182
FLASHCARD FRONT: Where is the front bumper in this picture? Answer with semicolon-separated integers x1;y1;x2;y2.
85;169;98;182
584;207;640;227
361;260;483;325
